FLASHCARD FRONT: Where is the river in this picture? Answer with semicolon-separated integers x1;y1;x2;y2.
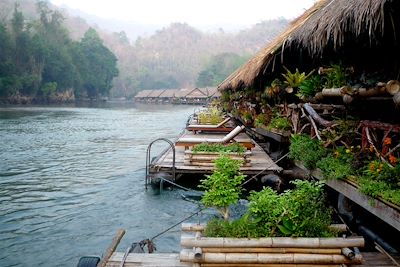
0;103;207;267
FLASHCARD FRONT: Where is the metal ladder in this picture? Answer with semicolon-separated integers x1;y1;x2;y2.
145;138;175;190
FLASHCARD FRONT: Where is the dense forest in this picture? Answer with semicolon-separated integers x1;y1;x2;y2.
0;1;118;102
0;0;289;101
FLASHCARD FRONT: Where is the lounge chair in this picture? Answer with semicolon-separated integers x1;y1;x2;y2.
186;117;233;133
175;125;255;150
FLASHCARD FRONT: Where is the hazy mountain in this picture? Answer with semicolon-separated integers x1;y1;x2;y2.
0;0;289;98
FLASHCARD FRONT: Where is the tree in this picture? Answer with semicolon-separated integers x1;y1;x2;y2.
196;53;249;87
199;155;245;220
77;28;119;98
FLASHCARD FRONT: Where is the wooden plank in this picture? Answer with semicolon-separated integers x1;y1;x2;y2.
106;253;190;267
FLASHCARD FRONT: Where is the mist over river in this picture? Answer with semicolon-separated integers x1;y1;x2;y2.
0;104;207;267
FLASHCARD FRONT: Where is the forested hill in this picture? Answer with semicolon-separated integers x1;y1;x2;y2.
0;0;289;101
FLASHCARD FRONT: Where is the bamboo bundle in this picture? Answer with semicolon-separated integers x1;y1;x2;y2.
180;223;364;266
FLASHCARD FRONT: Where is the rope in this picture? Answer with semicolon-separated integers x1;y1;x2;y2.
241;152;289;187
151;207;206;241
159;178;192;191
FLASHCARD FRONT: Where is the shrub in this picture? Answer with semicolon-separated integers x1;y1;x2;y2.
199;155;246;220
317;154;353;180
248;180;335;237
192;143;245;154
289;134;327;169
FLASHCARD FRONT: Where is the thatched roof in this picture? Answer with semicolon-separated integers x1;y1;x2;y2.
219;0;399;91
159;89;179;98
185;88;208;99
147;89;166;98
134;89;153;98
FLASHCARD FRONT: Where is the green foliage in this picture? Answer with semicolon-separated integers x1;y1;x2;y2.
289;134;327;169
204;215;264;238
196;53;249;87
268;116;291;131
254;113;270;129
298;75;323;97
197;107;224;124
317;154;353;180
0;2;119;100
247;180;335;237
192;143;245;154
199;155;246;220
282;66;314;88
323;64;347;88
359;177;400;206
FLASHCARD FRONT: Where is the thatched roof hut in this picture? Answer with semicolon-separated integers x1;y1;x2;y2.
159;89;179;98
134;89;153;98
147;89;166;98
219;0;400;91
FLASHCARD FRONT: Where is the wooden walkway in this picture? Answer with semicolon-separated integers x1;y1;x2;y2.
149;131;282;179
105;252;399;266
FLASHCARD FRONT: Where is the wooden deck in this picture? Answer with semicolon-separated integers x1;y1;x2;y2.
149;131;282;179
105;252;399;266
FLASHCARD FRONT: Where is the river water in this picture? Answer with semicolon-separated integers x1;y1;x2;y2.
0;103;207;267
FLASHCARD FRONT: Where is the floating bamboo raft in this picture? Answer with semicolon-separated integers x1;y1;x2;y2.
180;223;365;266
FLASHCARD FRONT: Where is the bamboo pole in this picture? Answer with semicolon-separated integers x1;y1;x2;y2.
386;80;400;95
202;248;342;254
201;264;343;267
180;251;362;264
180;237;365;249
97;229;125;267
341;248;355;260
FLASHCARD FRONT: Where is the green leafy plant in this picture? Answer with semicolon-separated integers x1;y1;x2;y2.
282;67;314;88
289;134;327;169
323;64;347;88
198;107;224;124
204;214;263;238
357;160;400;205
254;113;270;129
268;116;291;132
192;143;245;154
298;75;323;98
241;110;253;125
199;155;246;220
317;154;353;180
247;180;335;237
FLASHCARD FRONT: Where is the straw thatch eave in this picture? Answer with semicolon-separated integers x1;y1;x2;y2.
218;0;399;92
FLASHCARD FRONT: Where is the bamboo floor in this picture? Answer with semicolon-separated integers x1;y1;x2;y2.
104;252;399;266
149;131;282;180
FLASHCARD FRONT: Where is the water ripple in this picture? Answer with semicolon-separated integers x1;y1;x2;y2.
0;104;203;267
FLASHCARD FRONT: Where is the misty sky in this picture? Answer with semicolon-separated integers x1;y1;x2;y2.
50;0;317;27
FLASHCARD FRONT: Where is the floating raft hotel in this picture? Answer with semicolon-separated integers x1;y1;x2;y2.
147;127;282;183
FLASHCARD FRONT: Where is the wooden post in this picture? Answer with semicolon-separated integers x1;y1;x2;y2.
97;229;125;267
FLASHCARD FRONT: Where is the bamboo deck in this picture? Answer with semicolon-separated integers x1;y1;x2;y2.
104;252;399;266
149;131;282;179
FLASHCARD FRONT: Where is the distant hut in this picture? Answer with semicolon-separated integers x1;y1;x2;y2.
205;87;221;101
173;88;192;104
134;90;153;102
158;89;179;103
184;88;208;104
146;89;166;102
219;0;400;96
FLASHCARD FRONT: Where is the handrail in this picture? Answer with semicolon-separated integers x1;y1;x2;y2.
145;138;175;190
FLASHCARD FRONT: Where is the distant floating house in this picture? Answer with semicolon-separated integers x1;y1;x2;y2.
133;87;220;104
158;89;180;103
133;89;153;102
146;89;166;103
